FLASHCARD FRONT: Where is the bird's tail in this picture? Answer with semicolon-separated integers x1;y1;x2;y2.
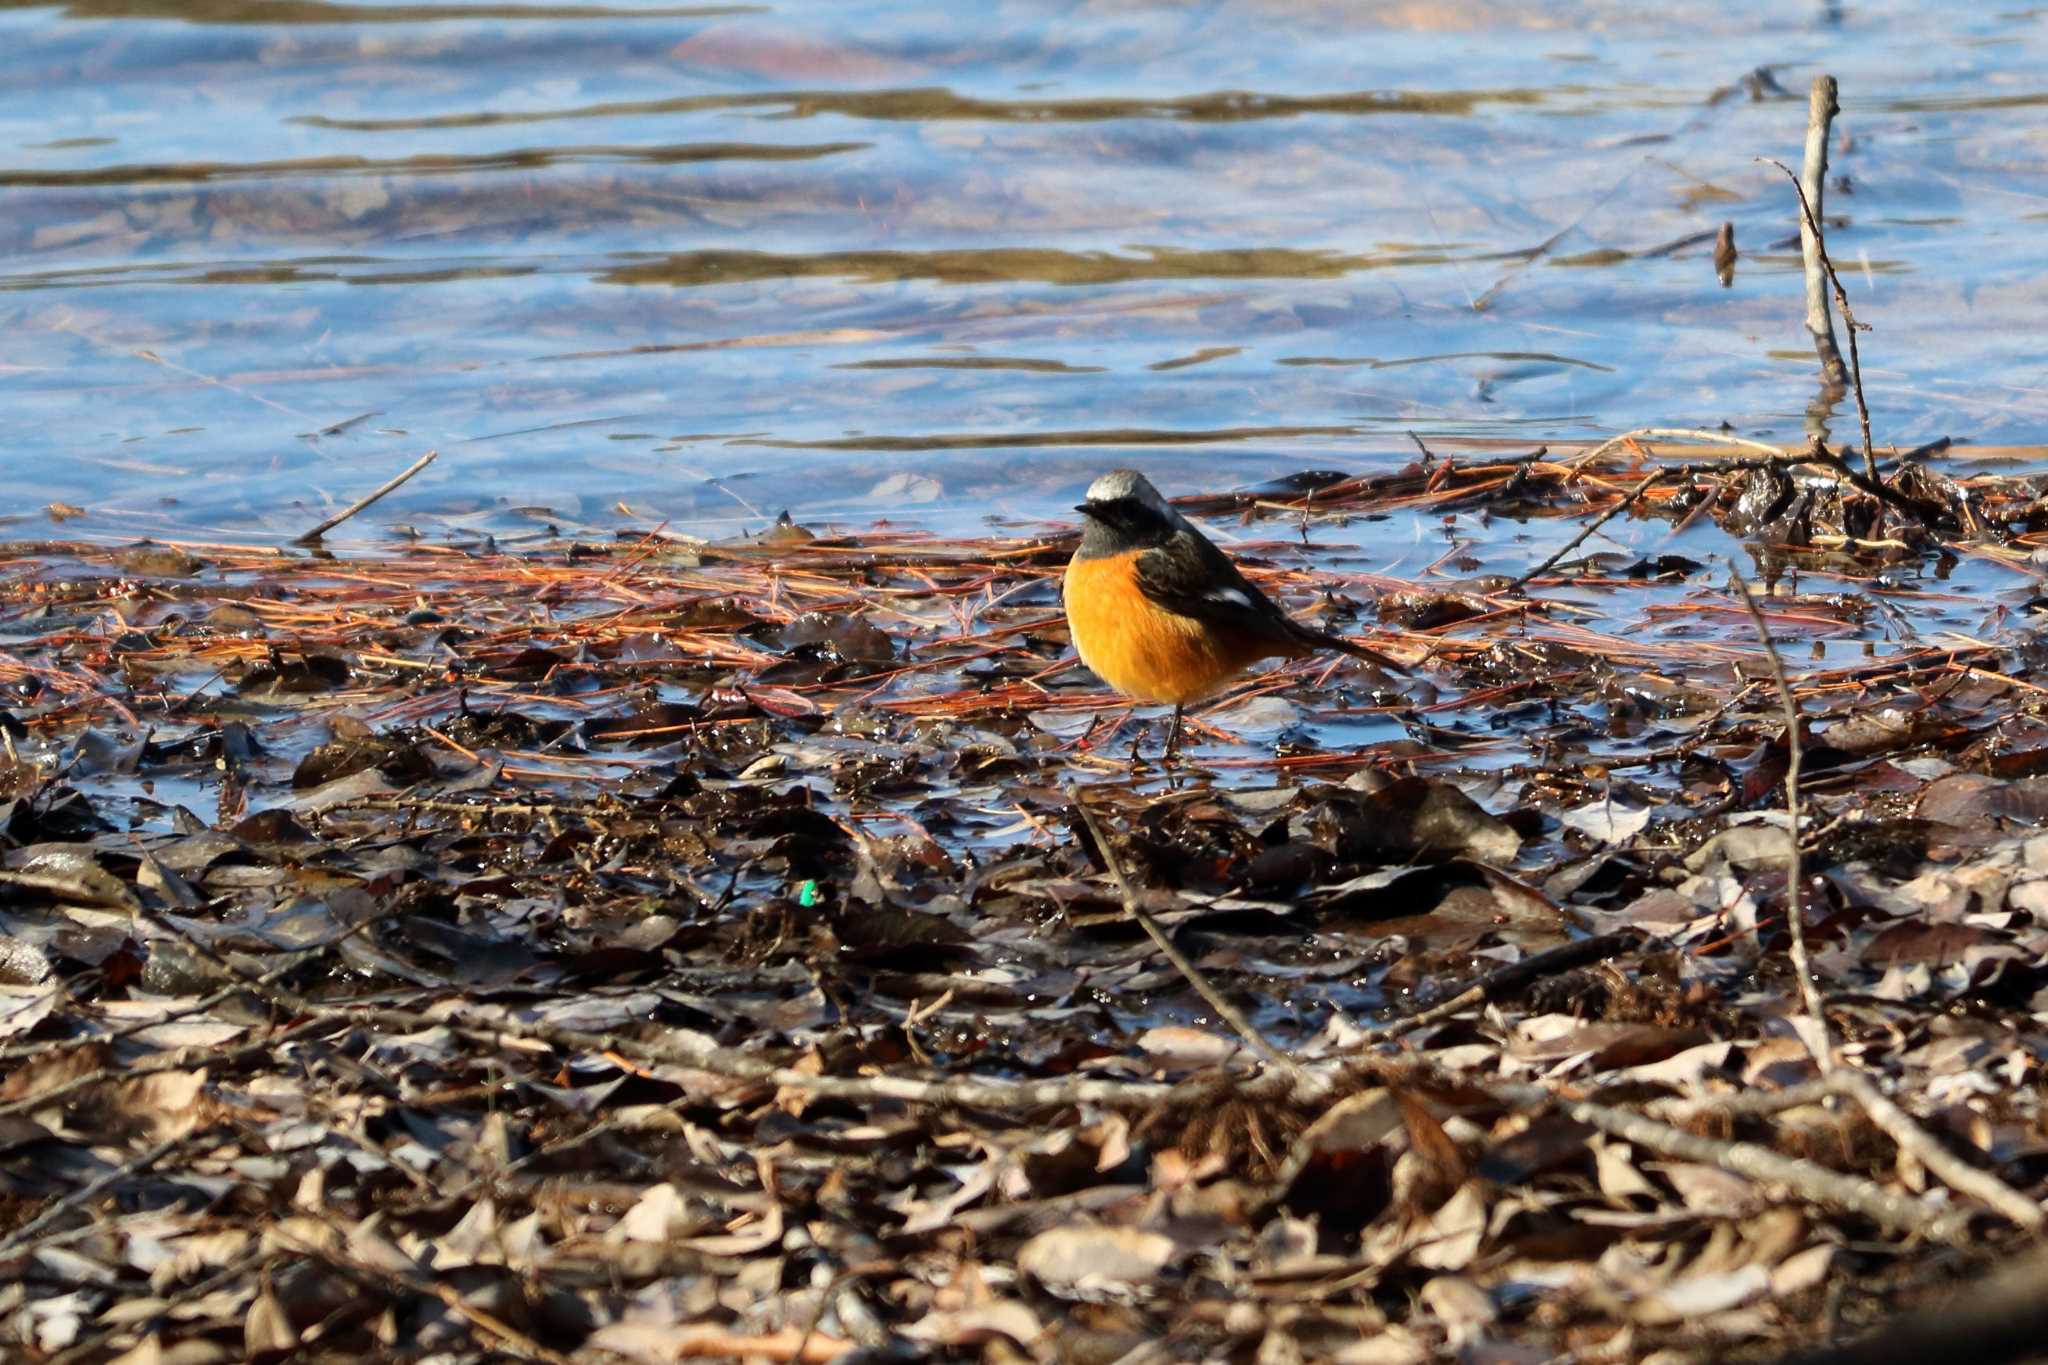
1300;625;1409;674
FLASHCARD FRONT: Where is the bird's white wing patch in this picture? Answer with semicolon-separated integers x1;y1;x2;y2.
1204;586;1254;609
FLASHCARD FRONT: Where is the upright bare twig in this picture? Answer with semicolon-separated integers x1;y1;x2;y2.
1731;570;1833;1073
1799;76;1849;391
1766;112;1881;496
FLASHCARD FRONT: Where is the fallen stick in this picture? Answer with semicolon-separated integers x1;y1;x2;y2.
13;948;1985;1247
294;448;438;545
1561;428;1941;525
1656;1070;2042;1230
1652;1076;1837;1123
1823;1069;2042;1230
433;989;1976;1242
665;1327;855;1362
0;1034;308;1122
80;899;1194;1113
1579;427;1793;464
1466;1071;1973;1244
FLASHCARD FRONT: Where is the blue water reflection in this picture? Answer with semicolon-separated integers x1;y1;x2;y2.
0;0;2041;542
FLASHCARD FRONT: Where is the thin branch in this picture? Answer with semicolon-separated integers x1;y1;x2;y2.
1069;788;1308;1083
1651;1077;1838;1123
1508;467;1663;594
1731;568;1834;1075
257;958;1184;1110
720;1066;1178;1110
0;967;1186;1119
1590;428;1941;526
396;1006;1184;1112
1535;1081;1968;1242
0;1034;306;1122
294;448;439;545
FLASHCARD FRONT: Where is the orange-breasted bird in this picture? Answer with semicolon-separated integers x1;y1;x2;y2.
1063;469;1403;759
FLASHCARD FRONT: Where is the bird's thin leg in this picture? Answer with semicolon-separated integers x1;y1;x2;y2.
1164;704;1185;764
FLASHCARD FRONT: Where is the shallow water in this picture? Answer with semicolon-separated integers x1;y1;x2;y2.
3;0;2047;549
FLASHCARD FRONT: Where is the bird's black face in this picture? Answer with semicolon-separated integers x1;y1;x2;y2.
1076;495;1176;553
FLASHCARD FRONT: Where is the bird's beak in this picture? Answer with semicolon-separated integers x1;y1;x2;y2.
1074;502;1095;516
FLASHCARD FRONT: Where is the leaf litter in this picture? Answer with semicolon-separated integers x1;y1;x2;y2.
4;438;2048;1361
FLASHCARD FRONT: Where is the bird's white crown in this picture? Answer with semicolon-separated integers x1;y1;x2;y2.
1084;469;1169;512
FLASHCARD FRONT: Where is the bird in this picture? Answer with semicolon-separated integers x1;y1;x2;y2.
1063;468;1404;760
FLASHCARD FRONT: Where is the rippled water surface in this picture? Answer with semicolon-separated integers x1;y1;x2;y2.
5;0;2047;544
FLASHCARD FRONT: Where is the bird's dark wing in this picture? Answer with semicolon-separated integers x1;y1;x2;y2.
1134;528;1409;672
1132;529;1308;645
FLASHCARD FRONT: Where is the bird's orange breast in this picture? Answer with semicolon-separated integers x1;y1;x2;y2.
1063;551;1276;705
